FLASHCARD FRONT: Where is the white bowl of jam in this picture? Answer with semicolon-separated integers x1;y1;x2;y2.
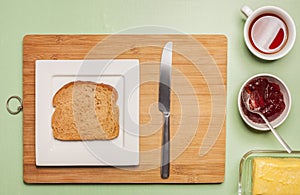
238;73;291;131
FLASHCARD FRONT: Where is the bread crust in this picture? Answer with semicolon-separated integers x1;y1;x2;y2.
52;81;118;106
52;81;119;140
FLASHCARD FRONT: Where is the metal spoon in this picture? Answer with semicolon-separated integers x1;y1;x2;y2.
242;90;292;153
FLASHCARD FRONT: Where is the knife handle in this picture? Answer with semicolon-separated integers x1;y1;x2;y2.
161;114;170;179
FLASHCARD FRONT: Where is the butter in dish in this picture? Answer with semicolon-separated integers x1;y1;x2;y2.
239;150;300;195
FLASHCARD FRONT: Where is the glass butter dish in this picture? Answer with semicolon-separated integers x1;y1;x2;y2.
238;150;300;195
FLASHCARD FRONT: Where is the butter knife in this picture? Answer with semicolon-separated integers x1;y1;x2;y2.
158;42;172;179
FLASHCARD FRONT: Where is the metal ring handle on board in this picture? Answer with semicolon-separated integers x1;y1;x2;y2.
6;96;23;115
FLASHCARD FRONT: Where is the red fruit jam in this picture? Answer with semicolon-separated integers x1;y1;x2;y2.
241;77;285;123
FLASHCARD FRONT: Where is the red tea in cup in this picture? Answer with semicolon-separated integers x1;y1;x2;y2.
249;14;288;54
241;5;296;60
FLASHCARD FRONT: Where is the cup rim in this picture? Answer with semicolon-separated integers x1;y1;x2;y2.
238;73;292;131
243;6;296;60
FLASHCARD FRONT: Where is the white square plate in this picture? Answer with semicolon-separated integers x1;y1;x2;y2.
35;60;139;166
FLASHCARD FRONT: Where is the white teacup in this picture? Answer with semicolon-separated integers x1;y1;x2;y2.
241;5;296;60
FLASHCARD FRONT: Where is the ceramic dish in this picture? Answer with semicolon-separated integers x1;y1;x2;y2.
238;73;291;131
35;60;139;166
238;150;300;195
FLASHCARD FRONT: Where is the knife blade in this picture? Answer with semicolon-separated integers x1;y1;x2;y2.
158;41;172;179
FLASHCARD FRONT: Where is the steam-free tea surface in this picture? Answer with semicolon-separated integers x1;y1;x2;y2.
249;14;287;54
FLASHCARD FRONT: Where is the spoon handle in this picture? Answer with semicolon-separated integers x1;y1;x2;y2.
259;113;292;153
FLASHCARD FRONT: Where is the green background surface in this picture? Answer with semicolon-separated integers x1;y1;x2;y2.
1;0;300;194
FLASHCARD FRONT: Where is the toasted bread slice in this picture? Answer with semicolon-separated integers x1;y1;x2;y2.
52;81;119;140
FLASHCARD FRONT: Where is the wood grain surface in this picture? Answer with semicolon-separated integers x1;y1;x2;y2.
23;34;227;183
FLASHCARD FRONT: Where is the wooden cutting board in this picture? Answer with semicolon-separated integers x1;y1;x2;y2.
23;34;227;183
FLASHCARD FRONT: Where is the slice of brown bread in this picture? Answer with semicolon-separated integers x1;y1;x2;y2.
52;81;119;140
